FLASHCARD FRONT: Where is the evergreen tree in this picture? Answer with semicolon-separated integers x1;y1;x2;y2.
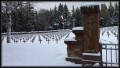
108;2;119;26
58;3;64;16
71;5;75;18
113;2;119;26
70;5;75;28
100;4;110;27
54;5;58;18
1;12;8;32
10;1;35;32
114;2;119;11
74;7;82;27
58;3;64;29
63;3;71;29
108;2;114;17
101;4;108;16
63;3;70;19
16;1;34;32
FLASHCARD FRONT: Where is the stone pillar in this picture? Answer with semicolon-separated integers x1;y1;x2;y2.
72;29;84;57
64;27;84;64
64;41;76;57
81;5;100;53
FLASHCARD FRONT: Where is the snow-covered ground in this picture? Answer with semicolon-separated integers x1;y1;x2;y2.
1;26;119;66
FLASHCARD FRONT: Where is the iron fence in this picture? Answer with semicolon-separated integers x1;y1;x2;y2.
101;44;119;67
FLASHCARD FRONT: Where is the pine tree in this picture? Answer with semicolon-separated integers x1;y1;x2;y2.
58;3;64;29
101;4;108;16
108;2;114;17
54;5;58;18
100;4;110;27
11;1;35;32
63;3;71;29
17;1;34;32
58;3;64;16
108;2;119;26
63;3;70;19
74;7;82;27
113;2;119;26
114;2;119;11
72;5;75;18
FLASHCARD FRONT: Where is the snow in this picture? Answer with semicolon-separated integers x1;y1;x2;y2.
100;26;118;44
99;26;118;66
72;27;83;30
2;31;81;66
64;37;76;41
82;52;100;56
80;2;103;10
82;60;99;62
81;2;99;7
1;26;119;66
66;57;82;59
92;62;100;66
2;43;78;66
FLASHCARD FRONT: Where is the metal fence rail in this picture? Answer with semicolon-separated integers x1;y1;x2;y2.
101;44;119;67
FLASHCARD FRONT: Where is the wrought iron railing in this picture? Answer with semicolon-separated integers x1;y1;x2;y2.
101;44;119;67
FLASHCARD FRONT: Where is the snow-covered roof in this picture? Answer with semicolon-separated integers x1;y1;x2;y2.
64;37;76;41
72;27;83;30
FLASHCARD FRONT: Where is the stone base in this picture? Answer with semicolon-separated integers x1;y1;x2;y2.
66;57;83;64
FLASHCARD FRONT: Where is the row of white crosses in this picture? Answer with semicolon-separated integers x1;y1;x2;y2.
40;30;70;44
38;34;42;43
2;30;71;43
11;34;34;43
31;35;36;43
100;27;118;39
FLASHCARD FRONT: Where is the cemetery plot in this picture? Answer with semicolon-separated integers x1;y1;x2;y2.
2;30;71;44
1;27;118;44
37;34;42;43
100;26;118;39
31;35;36;43
11;34;35;43
1;27;118;66
40;30;71;44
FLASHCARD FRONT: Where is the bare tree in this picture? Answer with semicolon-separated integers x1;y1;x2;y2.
1;1;21;43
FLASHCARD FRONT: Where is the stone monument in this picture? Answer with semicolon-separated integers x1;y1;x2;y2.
64;4;102;66
81;4;100;53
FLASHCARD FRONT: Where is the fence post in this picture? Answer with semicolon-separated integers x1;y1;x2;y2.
110;47;112;66
115;45;117;64
99;43;103;67
106;45;107;66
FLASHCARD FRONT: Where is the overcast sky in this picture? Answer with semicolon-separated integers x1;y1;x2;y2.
33;1;118;12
